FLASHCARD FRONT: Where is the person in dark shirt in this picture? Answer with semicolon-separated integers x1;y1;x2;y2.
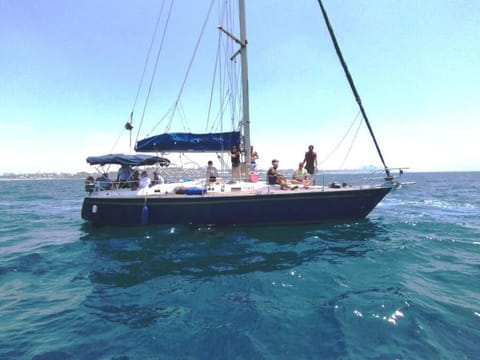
230;145;241;181
152;171;160;185
267;159;289;190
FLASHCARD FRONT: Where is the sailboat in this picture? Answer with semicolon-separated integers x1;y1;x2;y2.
81;0;403;227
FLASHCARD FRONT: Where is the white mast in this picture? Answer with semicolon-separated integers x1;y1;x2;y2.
218;0;251;177
238;0;251;170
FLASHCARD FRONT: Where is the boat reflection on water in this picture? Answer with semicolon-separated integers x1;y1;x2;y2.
80;221;391;331
80;220;390;287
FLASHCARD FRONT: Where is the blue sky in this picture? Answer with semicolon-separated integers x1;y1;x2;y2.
1;0;479;174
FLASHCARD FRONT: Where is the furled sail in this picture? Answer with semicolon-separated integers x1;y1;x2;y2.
135;131;241;152
86;154;170;167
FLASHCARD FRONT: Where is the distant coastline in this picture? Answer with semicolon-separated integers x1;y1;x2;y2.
1;169;477;181
0;172;91;180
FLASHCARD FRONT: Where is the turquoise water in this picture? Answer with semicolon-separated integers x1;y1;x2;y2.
0;172;479;359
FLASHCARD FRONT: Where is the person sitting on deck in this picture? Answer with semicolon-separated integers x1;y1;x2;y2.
206;160;218;182
130;170;140;190
267;159;289;190
152;171;160;185
96;173;113;190
139;170;151;188
292;162;311;189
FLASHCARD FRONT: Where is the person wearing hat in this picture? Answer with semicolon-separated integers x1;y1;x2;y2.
267;159;289;190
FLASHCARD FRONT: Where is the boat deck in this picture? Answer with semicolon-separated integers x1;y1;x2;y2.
87;180;385;199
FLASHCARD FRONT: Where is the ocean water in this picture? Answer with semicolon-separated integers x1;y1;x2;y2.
0;172;479;359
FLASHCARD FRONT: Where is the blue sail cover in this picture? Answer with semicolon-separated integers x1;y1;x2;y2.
135;131;241;152
86;154;170;167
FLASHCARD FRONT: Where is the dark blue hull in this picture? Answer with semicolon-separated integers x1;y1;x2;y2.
81;186;392;226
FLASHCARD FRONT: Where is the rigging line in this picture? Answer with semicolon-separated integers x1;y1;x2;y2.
209;1;239;135
316;0;391;179
180;152;202;170
217;32;228;132
224;42;238;131
147;103;175;137
208;0;230;134
339;112;363;169
206;32;222;132
135;0;175;143
220;37;237;133
317;111;361;166
110;125;130;154
165;0;216;132
217;35;236;132
232;55;241;130
177;102;190;132
223;0;238;132
130;0;166;119
126;0;165;150
213;89;231;133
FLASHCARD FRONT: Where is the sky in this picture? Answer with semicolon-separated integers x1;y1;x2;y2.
1;0;479;174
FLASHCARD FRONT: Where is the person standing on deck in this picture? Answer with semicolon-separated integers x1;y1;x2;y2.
303;145;317;184
117;164;132;188
250;145;259;171
230;145;241;182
